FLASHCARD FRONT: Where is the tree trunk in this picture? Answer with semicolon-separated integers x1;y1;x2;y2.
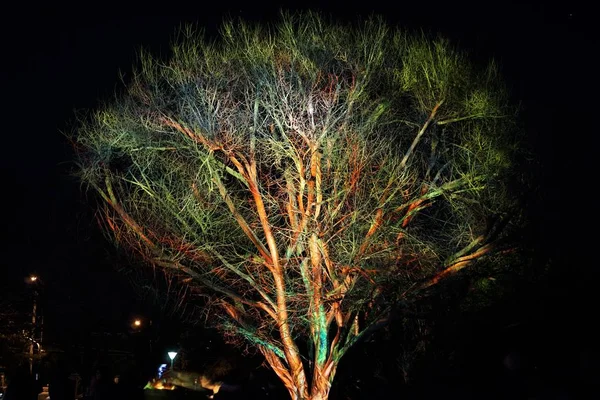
286;388;331;400
282;362;337;400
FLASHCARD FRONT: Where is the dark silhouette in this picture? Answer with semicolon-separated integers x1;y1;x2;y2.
84;368;112;400
3;366;36;400
108;375;127;400
48;360;72;400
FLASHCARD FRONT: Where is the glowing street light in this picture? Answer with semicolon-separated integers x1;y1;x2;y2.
133;319;142;327
167;351;178;371
26;274;41;375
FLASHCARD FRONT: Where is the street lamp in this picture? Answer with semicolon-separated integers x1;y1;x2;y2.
26;275;41;375
167;351;178;371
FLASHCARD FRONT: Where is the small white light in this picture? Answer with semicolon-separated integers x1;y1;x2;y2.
167;351;178;371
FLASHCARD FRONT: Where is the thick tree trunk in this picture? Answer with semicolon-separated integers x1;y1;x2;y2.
282;362;337;400
286;387;331;400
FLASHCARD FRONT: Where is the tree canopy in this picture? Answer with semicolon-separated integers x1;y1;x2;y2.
72;11;525;399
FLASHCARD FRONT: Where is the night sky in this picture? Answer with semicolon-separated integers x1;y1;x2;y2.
1;1;595;360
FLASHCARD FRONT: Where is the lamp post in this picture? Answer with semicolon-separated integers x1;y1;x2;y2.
27;275;39;375
167;351;178;371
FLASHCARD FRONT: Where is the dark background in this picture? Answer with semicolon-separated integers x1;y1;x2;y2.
1;0;596;396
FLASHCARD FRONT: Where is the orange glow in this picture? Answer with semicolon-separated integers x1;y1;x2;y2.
146;380;176;390
133;319;142;327
29;276;38;282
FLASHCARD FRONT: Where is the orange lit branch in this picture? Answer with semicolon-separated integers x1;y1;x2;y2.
419;243;494;289
100;176;279;323
161;117;273;264
153;258;278;321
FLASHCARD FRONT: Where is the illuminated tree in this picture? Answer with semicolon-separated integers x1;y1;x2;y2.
73;12;524;399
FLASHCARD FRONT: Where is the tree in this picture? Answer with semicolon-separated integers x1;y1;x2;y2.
72;12;526;399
